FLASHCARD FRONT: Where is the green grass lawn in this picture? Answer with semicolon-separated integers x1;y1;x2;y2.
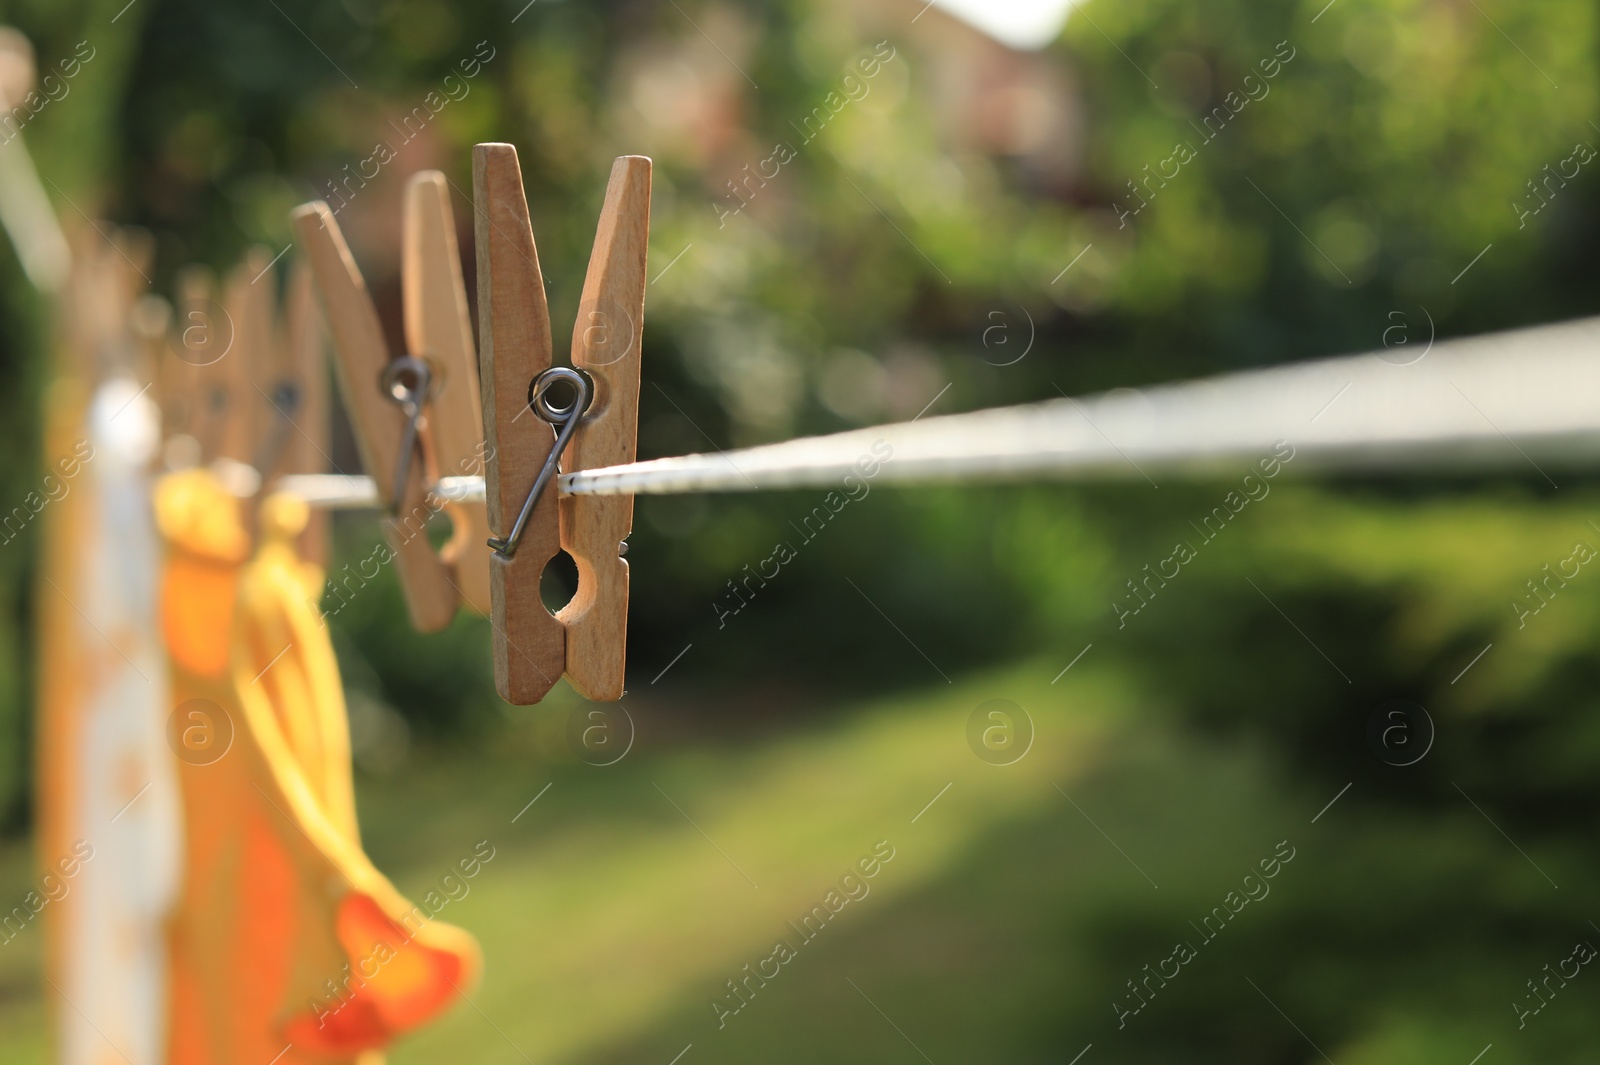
376;660;1157;1065
0;653;1584;1064
0;832;45;1061
364;652;1548;1065
2;488;1597;1062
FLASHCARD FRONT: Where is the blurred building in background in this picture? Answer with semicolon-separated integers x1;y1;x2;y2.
847;0;1083;188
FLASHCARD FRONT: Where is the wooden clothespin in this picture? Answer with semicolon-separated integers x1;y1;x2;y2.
56;224;151;385
132;294;170;381
403;172;491;614
473;144;650;705
237;246;284;478
291;170;489;629
281;260;332;567
155;285;198;453
236;247;331;566
175;265;245;466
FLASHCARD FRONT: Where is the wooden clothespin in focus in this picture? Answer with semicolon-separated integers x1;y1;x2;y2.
474;144;650;705
291;170;489;629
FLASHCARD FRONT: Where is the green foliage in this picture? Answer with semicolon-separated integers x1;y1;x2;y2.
0;0;1598;1060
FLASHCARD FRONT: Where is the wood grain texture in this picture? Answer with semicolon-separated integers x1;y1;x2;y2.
558;156;651;701
404;171;493;615
472;143;565;704
291;201;459;631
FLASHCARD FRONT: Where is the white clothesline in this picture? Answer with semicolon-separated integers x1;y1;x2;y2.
274;314;1600;508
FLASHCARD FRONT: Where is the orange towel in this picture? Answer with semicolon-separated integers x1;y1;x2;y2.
159;470;480;1064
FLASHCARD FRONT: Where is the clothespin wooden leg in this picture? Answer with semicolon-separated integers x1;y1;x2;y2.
284;259;331;568
222;248;277;529
558;156;651;701
403;171;492;615
174;266;222;460
291;201;460;632
473;143;566;704
154;292;198;443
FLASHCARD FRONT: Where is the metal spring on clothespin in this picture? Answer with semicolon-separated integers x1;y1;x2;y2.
489;366;591;559
380;354;435;515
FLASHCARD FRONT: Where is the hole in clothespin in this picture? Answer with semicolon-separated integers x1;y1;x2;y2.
540;549;579;613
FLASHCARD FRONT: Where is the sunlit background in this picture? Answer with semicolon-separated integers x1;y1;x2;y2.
1;0;1598;1061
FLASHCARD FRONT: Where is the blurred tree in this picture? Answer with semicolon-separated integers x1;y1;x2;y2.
0;1;1596;1061
0;0;149;826
0;0;1592;760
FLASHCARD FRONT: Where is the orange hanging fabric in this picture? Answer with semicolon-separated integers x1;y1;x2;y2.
158;469;480;1064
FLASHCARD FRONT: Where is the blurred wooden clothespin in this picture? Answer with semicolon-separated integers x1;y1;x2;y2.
402;173;491;614
291;170;490;629
155;285;198;455
235;248;331;565
172;265;248;469
60;224;152;384
149;248;328;553
474;144;650;705
281;260;332;566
